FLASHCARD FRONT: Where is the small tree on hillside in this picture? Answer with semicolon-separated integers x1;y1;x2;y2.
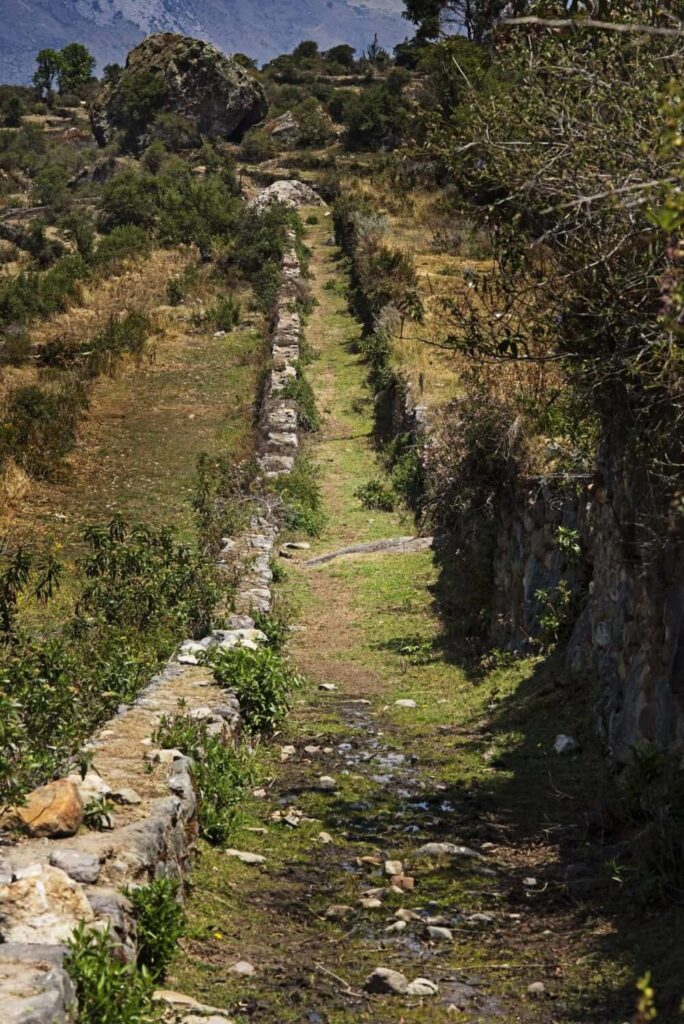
57;43;96;93
33;49;61;103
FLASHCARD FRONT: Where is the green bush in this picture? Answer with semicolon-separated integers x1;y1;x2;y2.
269;454;326;536
60;209;96;259
64;923;156;1024
0;380;88;478
80;516;218;639
166;277;184;306
193;453;258;554
94;225;152;269
240;129;278;164
152;714;252;843
31;164;70;208
354;478;396;512
281;368;320;431
209;645;302;735
209;294;241;332
127;878;185;981
99;170;158;231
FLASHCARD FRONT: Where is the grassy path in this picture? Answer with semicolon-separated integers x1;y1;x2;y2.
169;217;667;1024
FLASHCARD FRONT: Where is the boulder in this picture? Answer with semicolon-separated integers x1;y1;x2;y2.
0;865;94;945
90;34;267;151
263;110;300;145
249;180;326;212
0;944;76;1024
11;780;83;838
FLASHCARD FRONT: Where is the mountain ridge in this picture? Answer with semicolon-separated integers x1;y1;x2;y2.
1;0;408;84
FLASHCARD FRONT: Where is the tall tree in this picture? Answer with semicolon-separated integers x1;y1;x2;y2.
33;49;61;101
57;43;95;93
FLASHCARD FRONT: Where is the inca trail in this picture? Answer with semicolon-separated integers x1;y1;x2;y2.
166;215;637;1024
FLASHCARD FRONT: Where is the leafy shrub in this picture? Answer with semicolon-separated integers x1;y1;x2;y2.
269;454;326;536
83;796;114;831
127;878;185;981
152;714;252;842
240;129;278;164
80;516;218;639
281;369;320;431
0;255;86;330
99;170;158;231
64;923;156;1024
253;611;290;652
210;294;242;332
193;453;258;554
60;209;95;258
209;646;302;735
166;277;184;306
354;478;396;512
94;225;151;269
31;164;70;208
0;380;88;478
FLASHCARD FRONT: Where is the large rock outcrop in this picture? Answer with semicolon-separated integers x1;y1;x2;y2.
90;33;267;150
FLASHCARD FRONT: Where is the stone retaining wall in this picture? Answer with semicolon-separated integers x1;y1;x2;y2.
380;356;682;766
0;234;304;1023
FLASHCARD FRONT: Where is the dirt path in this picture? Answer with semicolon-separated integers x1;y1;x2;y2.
169;218;660;1024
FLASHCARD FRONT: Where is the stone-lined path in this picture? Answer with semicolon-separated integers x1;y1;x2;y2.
168;215;640;1024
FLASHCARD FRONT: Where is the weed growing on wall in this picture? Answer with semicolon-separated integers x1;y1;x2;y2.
65;923;157;1024
127;878;185;981
209;646;303;736
152;714;252;843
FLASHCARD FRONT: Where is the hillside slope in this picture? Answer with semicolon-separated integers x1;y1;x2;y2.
1;0;408;82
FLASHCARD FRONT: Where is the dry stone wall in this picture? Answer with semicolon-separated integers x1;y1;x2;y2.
0;234;304;1023
380;352;682;767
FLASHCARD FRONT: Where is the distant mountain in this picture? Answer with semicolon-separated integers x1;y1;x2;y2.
1;0;409;84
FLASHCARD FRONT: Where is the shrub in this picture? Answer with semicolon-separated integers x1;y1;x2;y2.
0;380;88;478
240;129;278;164
209;294;241;332
281;369;320;431
60;209;95;258
80;516;218;639
85;310;150;375
209;645;303;735
152;714;252;842
269;454;326;536
354;478;396;512
64;923;156;1024
166;277;184;306
94;225;152;268
99;170;158;231
31;164;70;208
193;453;258;554
127;878;185;981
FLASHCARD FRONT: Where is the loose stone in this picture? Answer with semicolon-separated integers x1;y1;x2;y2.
229;961;255;976
318;832;333;844
325;905;353;920
318;683;337;691
415;842;482;860
359;897;383;909
554;734;579;755
427;925;453;941
385;920;407;933
225;849;266;865
407;978;439;996
527;981;546;997
9;780;83;838
364;968;409;995
384;859;403;877
394;699;417;708
317;776;337;791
